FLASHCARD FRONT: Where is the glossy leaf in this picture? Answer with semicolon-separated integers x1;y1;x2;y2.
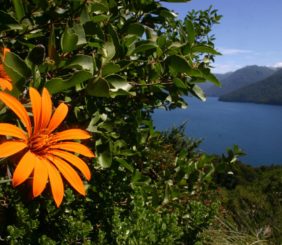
66;55;94;74
191;84;206;101
61;28;78;52
131;43;157;54
4;52;31;83
46;71;92;94
87;77;110;97
166;55;190;74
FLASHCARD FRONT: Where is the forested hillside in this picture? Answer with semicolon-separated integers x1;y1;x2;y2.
220;69;282;104
205;66;275;96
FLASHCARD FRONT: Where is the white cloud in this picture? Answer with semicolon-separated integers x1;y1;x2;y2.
218;47;253;55
272;62;282;68
212;63;242;74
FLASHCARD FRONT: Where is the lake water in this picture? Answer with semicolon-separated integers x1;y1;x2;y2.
153;97;282;166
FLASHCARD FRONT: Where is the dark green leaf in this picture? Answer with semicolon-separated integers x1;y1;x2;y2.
115;158;134;173
87;77;110;97
185;20;195;44
0;10;20;31
92;15;109;23
166;55;190;73
173;78;187;89
46;71;92;94
28;45;46;65
126;23;145;36
131;43;157;54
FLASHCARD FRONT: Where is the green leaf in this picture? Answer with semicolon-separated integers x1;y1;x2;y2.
106;75;132;92
4;52;31;83
66;55;94;74
166;55;190;73
185;20;195;44
102;41;116;63
91;2;109;13
204;72;221;86
115;157;134;173
28;45;46;65
102;63;120;76
0;10;20;31
92;15;110;23
61;27;78;52
11;0;25;21
132;43;157;54
46;71;92;94
191;45;221;55
87;77;110;97
126;23;145;37
97;151;112;168
191;84;206;101
73;24;87;45
173;78;187;89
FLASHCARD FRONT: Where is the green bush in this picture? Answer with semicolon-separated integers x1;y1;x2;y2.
0;0;223;244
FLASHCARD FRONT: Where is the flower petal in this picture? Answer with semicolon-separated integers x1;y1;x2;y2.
54;129;91;141
47;103;68;133
46;161;64;207
29;88;42;134
47;155;85;196
49;142;95;158
49;149;91;180
12;151;36;187
0;78;12;91
3;48;10;59
0;92;32;135
0;141;27;158
41;88;52;129
33;156;48;197
0;123;27;140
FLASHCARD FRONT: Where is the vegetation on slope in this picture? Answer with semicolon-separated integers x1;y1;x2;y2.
205;66;275;97
220;68;282;105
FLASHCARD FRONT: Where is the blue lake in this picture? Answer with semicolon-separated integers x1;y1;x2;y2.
153;97;282;166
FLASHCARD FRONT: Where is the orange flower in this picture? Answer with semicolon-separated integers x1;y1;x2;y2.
0;48;12;91
0;87;95;207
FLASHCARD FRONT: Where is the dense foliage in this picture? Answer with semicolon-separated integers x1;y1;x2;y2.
219;68;282;105
0;0;227;244
214;162;282;245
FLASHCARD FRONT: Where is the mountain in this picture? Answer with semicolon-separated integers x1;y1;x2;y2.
205;65;275;97
219;68;282;105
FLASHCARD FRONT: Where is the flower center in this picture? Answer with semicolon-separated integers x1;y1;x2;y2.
29;132;55;155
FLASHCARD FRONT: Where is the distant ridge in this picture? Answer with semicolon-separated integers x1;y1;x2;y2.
205;65;275;96
219;68;282;105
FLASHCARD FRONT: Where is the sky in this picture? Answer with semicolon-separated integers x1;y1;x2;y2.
163;0;282;74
